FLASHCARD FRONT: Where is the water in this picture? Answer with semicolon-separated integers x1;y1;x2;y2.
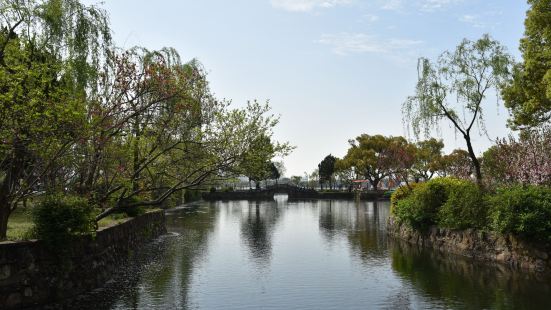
64;196;551;309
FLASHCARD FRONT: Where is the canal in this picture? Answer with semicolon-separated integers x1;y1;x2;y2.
64;196;551;309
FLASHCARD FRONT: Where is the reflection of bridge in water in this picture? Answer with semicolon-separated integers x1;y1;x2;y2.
202;183;387;201
202;184;319;201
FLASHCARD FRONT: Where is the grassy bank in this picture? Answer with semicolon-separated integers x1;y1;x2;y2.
5;209;142;241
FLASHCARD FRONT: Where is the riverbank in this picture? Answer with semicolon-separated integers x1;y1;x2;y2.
387;216;551;273
0;210;166;309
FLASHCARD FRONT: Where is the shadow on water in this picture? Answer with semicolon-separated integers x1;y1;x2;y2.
389;236;551;310
52;204;218;310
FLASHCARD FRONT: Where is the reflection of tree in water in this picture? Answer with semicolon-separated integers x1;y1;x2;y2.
318;200;362;243
346;200;389;263
240;200;280;268
390;239;551;310
318;201;337;242
60;204;218;310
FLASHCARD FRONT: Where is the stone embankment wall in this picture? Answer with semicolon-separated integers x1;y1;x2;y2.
387;217;551;273
0;210;166;309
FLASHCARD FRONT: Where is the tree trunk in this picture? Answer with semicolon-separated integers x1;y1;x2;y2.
371;179;380;191
0;192;11;240
464;134;482;184
0;207;9;241
132;118;140;192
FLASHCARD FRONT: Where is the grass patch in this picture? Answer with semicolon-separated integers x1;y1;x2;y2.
6;208;34;241
97;213;129;228
5;206;162;240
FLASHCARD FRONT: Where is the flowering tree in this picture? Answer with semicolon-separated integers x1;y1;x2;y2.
485;126;551;186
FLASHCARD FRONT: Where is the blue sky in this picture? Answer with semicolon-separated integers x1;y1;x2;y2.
86;0;528;177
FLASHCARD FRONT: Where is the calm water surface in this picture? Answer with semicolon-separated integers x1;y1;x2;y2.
66;196;551;309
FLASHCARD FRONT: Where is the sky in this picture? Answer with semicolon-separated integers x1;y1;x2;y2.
83;0;528;177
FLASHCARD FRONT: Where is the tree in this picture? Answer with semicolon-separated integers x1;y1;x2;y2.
438;149;474;179
269;162;280;185
290;175;302;186
339;135;410;190
334;165;355;191
483;126;551;186
309;169;319;189
240;134;276;189
411;138;444;182
388;139;417;187
318;154;337;190
502;0;551;128
0;0;111;240
403;34;513;184
0;0;294;238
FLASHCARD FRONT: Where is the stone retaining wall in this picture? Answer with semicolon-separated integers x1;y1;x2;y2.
387;217;551;273
0;210;166;309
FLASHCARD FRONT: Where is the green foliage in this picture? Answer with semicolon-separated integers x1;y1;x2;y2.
392;178;486;230
411;138;444;181
393;178;459;229
32;195;95;249
318;154;337;188
391;183;419;209
118;196;146;217
403;34;513;182
339;134;413;189
184;189;203;202
438;149;473;179
502;0;551;128
0;1;294;240
269;162;280;181
437;180;486;229
488;185;551;241
239;134;276;183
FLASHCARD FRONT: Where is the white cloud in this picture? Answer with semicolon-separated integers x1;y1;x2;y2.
459;14;484;28
381;0;462;12
420;0;462;12
363;14;380;23
317;32;423;57
381;0;404;11
459;11;502;28
271;0;350;12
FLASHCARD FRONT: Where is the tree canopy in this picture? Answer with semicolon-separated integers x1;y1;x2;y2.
502;0;551;128
0;0;292;239
338;135;411;190
318;154;337;190
403;34;513;183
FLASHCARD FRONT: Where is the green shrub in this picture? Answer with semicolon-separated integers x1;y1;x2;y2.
488;185;551;241
393;178;472;229
437;180;487;229
32;195;95;249
391;183;419;209
124;206;146;217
